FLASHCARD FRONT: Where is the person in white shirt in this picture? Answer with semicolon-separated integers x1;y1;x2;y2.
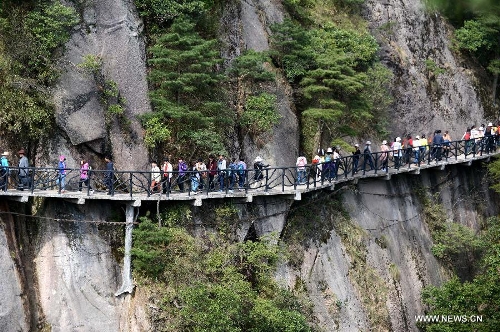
296;153;307;184
393;137;402;168
150;161;161;193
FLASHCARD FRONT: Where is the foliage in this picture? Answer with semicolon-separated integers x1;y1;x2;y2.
145;16;229;157
0;1;78;145
270;18;389;153
489;157;500;193
228;50;275;83
270;19;315;83
24;2;79;84
77;54;103;75
143;116;171;148
418;191;484;273
425;59;447;76
455;20;498;53
134;0;212;25
240;93;281;136
132;213;313;331
421;217;500;331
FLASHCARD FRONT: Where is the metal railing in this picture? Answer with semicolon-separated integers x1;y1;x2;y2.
0;137;498;198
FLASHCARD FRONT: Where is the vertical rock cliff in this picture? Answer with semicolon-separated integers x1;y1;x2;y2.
52;0;150;170
364;0;491;138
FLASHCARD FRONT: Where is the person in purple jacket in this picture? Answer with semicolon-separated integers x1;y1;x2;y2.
177;157;188;192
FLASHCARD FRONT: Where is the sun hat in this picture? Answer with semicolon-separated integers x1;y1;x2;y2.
415;135;420;139
396;137;401;142
366;141;371;145
354;143;359;147
1;151;9;156
488;122;493;126
326;147;333;153
255;156;263;162
382;140;387;145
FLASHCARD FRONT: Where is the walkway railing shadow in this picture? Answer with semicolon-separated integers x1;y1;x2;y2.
0;138;498;198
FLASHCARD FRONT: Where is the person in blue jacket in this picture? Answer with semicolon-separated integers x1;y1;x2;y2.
0;151;10;191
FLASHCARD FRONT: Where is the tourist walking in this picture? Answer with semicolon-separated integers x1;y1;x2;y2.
208;155;217;190
253;156;268;188
362;141;375;172
352;144;360;175
104;156;114;195
17;149;29;190
177;158;188;192
56;155;67;193
393;138;402;168
195;158;207;191
237;158;247;190
0;151;10;191
150;161;161;193
190;161;200;193
161;158;172;194
379;141;389;171
217;155;227;192
296;153;307;184
79;158;93;193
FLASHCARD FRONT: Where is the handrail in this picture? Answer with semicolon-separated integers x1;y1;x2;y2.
0;137;498;197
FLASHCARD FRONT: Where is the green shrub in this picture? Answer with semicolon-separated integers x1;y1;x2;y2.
240;93;281;136
132;214;313;331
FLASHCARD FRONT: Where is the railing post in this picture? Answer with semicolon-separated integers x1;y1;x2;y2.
281;168;285;192
293;167;297;191
58;173;62;194
245;170;249;194
265;168;269;192
129;172;133;199
30;167;35;194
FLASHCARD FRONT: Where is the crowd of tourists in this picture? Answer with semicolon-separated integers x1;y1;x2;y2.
1;122;499;194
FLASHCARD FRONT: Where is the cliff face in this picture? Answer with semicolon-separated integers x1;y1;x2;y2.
364;0;490;138
51;0;150;170
0;0;497;330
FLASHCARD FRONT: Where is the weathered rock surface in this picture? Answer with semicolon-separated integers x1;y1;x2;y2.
0;217;28;331
53;0;150;170
364;0;490;139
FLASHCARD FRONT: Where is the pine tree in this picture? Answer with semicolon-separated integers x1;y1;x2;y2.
146;17;229;156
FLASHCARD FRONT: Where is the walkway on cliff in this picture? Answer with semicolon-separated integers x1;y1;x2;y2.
1;139;498;207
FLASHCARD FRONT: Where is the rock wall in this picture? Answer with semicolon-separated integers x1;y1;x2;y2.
275;162;498;331
364;0;491;140
52;0;150;171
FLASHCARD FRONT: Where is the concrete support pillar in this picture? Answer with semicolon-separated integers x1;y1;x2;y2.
115;203;135;296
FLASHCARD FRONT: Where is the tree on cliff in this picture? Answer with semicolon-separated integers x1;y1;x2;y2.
0;1;78;148
144;16;230;157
